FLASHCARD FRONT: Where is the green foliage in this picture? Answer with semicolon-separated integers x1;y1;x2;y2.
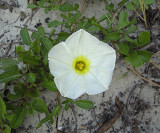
0;97;6;119
116;11;130;30
32;98;49;113
118;43;129;55
105;32;121;41
48;20;63;28
27;73;36;83
0;58;19;70
0;0;155;131
20;28;31;45
0;70;21;84
42;81;58;92
10;107;27;129
73;100;93;110
138;31;150;46
59;3;79;12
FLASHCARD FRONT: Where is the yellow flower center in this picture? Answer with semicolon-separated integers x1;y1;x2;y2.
72;56;90;75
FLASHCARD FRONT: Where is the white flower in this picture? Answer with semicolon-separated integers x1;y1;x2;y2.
48;29;116;99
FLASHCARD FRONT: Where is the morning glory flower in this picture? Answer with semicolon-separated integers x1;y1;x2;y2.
48;29;116;99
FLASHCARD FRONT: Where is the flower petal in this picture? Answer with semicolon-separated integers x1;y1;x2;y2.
90;52;116;70
54;72;85;99
49;60;72;77
84;72;106;95
65;29;99;57
64;76;85;99
90;68;113;90
87;41;115;59
48;42;74;65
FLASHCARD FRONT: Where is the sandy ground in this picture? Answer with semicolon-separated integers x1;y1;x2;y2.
0;0;160;133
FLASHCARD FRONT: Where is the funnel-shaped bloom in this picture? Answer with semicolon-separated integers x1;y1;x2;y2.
48;29;116;99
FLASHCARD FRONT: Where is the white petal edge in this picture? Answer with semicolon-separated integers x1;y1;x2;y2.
48;42;74;65
65;29;99;57
64;75;85;99
84;72;107;95
87;41;116;59
90;68;113;91
54;72;85;99
49;59;72;78
90;52;116;70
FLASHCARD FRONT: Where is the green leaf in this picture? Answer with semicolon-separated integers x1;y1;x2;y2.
4;125;11;133
52;105;61;117
125;51;143;67
144;0;155;6
32;98;49;113
32;32;41;42
7;94;21;100
20;28;31;45
59;4;75;12
10;107;27;129
27;4;38;8
16;45;25;54
126;26;137;34
38;26;45;37
58;32;70;41
64;103;69;111
118;0;128;7
30;87;40;98
42;37;53;52
91;20;107;35
74;3;79;10
68;12;81;23
118;70;130;80
138;31;150;46
23;55;39;65
60;13;67;19
137;50;152;63
73;100;93;110
6;113;14;122
49;29;56;39
106;32;121;41
13;84;25;98
0;70;21;84
37;1;43;7
97;14;107;23
125;36;137;44
116;11;130;30
0;58;19;70
119;43;129;55
86;26;99;32
42;54;48;65
27;73;36;83
126;2;135;10
42;81;58;92
47;20;63;28
36;116;51;129
105;3;114;10
0;97;6;119
32;40;40;54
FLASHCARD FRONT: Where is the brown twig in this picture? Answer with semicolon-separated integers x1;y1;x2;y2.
97;97;123;133
25;8;39;24
149;60;160;70
124;60;160;88
80;0;86;13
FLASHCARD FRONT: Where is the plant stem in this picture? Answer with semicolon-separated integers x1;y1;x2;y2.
150;60;160;70
124;60;160;88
